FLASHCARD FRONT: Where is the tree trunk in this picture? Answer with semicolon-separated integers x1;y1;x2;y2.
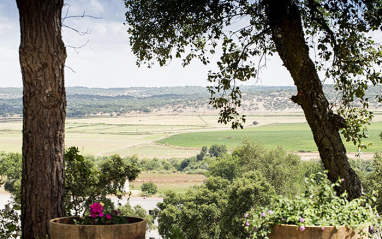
265;0;362;200
16;0;66;238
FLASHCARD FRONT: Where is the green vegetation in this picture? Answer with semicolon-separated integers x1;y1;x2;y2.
0;152;21;197
1;141;382;238
157;142;312;239
0;205;20;239
208;144;227;158
245;172;380;238
118;203;156;231
155;141;382;239
141;182;158;195
159;122;382;153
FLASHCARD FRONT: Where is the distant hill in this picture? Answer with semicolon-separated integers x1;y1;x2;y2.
0;85;381;117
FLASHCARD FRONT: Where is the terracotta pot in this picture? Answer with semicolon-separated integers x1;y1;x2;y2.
49;216;146;239
268;224;368;239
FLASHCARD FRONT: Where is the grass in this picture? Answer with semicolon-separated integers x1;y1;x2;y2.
129;172;206;195
66;133;165;156
158;121;382;153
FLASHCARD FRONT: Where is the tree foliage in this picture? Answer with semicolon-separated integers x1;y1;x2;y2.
118;203;157;231
157;177;231;239
125;0;382;134
0;152;22;199
124;0;382;199
157;141;312;239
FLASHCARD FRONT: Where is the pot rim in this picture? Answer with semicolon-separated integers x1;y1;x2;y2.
271;224;368;229
49;216;146;227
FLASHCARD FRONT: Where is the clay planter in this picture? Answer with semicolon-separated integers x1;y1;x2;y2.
269;224;368;239
49;216;146;239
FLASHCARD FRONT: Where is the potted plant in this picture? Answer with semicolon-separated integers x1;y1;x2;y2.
243;171;381;239
50;202;146;239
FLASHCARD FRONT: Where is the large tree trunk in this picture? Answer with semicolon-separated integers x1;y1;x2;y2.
16;0;66;238
265;0;362;200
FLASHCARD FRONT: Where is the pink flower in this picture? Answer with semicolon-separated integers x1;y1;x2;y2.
300;225;305;231
90;203;104;217
321;227;325;231
244;214;248;218
261;212;265;217
299;217;304;223
106;214;112;220
268;210;274;215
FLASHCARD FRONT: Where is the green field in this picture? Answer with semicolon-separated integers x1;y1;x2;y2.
158;121;382;153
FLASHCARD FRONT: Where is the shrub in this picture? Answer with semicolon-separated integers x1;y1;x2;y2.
64;147;140;216
0;204;20;239
244;171;380;238
365;153;382;212
209;144;227;158
196;146;208;161
141;182;158;195
118;203;157;231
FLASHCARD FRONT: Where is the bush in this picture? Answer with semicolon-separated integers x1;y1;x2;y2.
118;203;157;231
141;182;158;195
197;146;208;161
244;172;381;238
209;144;227;158
365;153;382;212
64;147;141;216
0;204;20;239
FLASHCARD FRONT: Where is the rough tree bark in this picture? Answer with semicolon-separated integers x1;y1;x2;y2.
265;0;362;200
16;0;66;238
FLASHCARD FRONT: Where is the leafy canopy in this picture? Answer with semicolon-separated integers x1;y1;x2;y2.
125;0;382;148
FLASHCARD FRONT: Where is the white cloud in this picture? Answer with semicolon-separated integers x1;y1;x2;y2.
93;22;108;35
89;0;105;15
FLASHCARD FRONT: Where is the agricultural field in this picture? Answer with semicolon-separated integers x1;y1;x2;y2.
0;112;381;159
129;172;206;195
158;121;382;153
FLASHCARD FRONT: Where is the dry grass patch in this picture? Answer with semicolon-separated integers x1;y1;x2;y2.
130;172;206;194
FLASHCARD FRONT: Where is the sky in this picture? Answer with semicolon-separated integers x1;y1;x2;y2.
0;0;294;88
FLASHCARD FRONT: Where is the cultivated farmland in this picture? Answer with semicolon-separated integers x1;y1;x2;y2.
0;112;381;159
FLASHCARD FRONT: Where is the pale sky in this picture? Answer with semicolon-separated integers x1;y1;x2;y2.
0;0;295;88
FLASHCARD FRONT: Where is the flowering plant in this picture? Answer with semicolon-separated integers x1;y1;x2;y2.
243;171;382;238
75;202;127;225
